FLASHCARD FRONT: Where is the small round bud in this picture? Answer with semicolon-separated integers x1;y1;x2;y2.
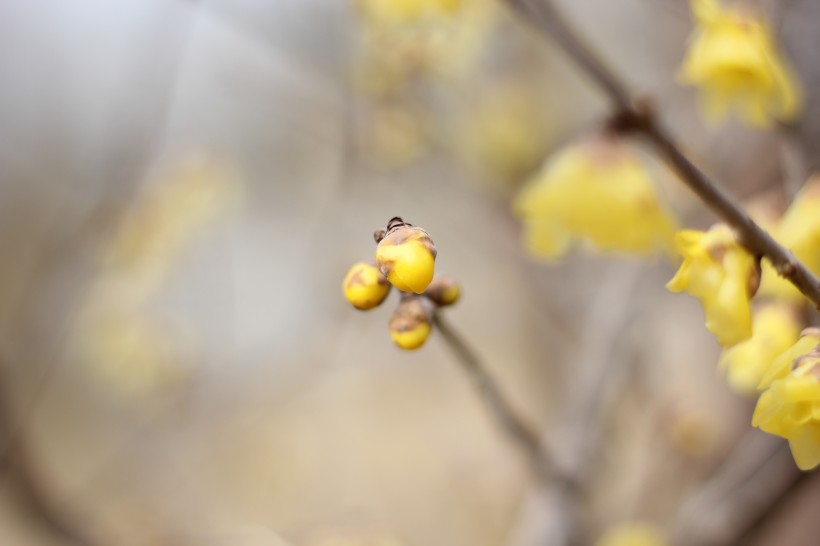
389;297;433;350
376;225;437;294
424;276;460;307
343;262;391;310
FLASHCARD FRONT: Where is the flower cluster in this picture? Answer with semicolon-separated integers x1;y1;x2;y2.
664;180;820;467
342;217;460;350
680;0;801;126
753;329;820;470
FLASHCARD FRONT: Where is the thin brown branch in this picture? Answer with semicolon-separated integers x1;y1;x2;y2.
432;312;574;487
670;430;803;546
503;0;820;309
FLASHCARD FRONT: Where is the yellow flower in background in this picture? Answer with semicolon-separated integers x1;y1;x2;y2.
758;329;820;390
719;304;802;393
103;156;241;296
666;225;757;347
513;137;677;260
752;331;820;470
356;0;461;24
680;0;801;126
758;177;820;302
595;522;667;546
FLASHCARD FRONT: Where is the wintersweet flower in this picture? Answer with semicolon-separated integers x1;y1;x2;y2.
666;225;758;347
758;329;820;390
758;177;820;301
356;0;461;24
595;522;667;546
513;137;677;260
680;0;801;126
719;304;801;393
752;329;820;470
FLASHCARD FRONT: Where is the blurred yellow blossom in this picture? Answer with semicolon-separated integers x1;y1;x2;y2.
513;136;677;260
666;225;757;347
73;155;241;394
356;0;461;24
102;156;241;296
758;177;820;301
595;522;667;546
719;303;802;393
758;329;820;390
752;330;820;470
680;0;801;126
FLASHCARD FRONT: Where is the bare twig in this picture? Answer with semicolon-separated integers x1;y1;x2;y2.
432;312;573;487
503;0;820;309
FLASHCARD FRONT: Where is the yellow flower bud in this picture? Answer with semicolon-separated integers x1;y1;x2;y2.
375;219;437;294
343;262;391;310
389;297;433;350
513;135;677;260
424;276;460;307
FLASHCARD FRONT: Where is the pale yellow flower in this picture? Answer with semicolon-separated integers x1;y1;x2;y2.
513;137;677;260
758;177;820;302
356;0;461;24
666;225;757;347
752;330;820;470
595;522;667;546
680;0;801;126
719;303;802;393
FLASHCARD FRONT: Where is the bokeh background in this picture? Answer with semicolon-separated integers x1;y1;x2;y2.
1;1;819;545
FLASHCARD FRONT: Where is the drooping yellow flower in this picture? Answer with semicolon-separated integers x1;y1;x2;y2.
595;522;667;546
719;304;802;393
752;330;820;470
680;0;801;126
343;262;392;310
666;225;757;347
758;329;820;390
513;137;677;260
758;177;820;302
389;296;433;350
376;223;437;294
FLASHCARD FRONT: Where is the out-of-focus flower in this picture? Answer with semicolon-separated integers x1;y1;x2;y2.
758;177;820;302
359;105;429;169
752;329;820;470
376;221;437;294
666;225;757;347
343;262;392;310
356;0;461;24
455;85;547;184
74;297;197;395
758;328;820;389
595;522;667;546
513;136;677;260
719;303;802;393
679;0;801;126
73;155;240;394
389;296;433;350
102;156;240;296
